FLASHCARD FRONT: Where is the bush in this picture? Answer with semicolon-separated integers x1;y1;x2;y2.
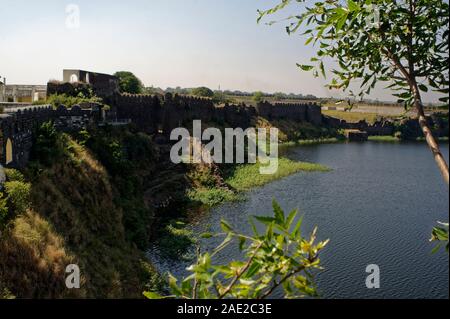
252;91;264;103
46;93;102;108
145;200;329;299
4;181;31;215
32;121;63;166
0;193;8;227
114;71;144;94
191;87;214;98
5;169;25;183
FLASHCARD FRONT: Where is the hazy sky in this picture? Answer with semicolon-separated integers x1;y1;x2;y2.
0;0;442;102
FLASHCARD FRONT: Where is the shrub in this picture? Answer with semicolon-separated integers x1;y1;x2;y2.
4;181;31;215
114;71;144;94
252;91;264;103
0;192;8;227
191;87;214;98
145;200;329;299
5;169;25;182
32;121;63;166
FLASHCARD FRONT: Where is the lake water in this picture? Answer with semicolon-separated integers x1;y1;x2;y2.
148;142;449;299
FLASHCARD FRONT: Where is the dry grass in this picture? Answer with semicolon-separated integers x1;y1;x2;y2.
1;135;161;298
322;110;379;124
0;210;84;298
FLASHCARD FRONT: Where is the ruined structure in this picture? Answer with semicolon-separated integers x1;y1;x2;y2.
51;69;120;102
0;104;103;168
0;84;47;103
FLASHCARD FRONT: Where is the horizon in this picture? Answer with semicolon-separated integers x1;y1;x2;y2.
0;0;444;103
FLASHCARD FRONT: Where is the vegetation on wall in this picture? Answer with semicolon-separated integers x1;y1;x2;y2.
191;87;214;98
114;71;145;94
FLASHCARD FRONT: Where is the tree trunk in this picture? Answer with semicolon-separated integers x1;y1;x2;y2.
412;85;449;185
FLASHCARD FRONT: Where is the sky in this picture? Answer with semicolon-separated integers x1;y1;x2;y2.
0;0;442;102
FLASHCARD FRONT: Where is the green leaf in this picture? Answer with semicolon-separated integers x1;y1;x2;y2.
238;236;246;251
347;0;360;12
418;84;428;92
319;61;326;78
220;219;234;233
254;216;277;225
293;215;304;238
336;13;348;32
243;261;262;279
296;64;314;71
305;37;314;45
286;209;298;229
143;291;163;299
272;200;285;223
201;232;214;239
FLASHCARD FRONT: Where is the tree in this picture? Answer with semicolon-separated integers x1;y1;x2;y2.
114;71;144;94
274;92;287;100
258;0;449;185
253;91;264;103
144;200;328;299
191;87;214;98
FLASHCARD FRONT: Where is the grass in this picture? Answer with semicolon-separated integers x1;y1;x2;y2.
187;187;240;207
416;136;449;142
11;134;163;298
368;136;401;142
225;158;330;191
368;136;449;143
186;158;330;207
156;221;197;260
295;137;343;145
323;110;379;124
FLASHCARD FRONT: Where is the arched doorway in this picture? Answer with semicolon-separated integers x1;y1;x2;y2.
6;138;13;165
70;74;79;83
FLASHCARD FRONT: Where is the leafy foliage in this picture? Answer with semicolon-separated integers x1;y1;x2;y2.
252;91;264;103
32;121;64;167
4;181;31;216
46;93;102;108
114;71;145;94
431;222;449;254
258;0;449;107
144;200;329;299
83;128;157;249
0;193;8;228
192;87;214;98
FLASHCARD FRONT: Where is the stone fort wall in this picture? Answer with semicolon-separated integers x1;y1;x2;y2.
113;93;322;133
0;93;323;168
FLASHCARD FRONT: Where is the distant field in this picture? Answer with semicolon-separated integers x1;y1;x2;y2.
226;95;317;106
322;110;380;124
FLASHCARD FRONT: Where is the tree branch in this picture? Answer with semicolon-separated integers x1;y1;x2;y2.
218;242;263;299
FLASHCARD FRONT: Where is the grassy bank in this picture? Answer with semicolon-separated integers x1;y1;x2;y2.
368;136;401;142
369;135;449;143
188;158;330;207
226;158;330;191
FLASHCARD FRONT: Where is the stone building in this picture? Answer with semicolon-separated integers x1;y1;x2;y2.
61;69;120;101
0;83;47;103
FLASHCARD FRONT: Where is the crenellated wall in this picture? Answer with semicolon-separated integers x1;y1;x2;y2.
113;93;322;134
0;104;104;168
0;106;54;168
0;93;323;168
